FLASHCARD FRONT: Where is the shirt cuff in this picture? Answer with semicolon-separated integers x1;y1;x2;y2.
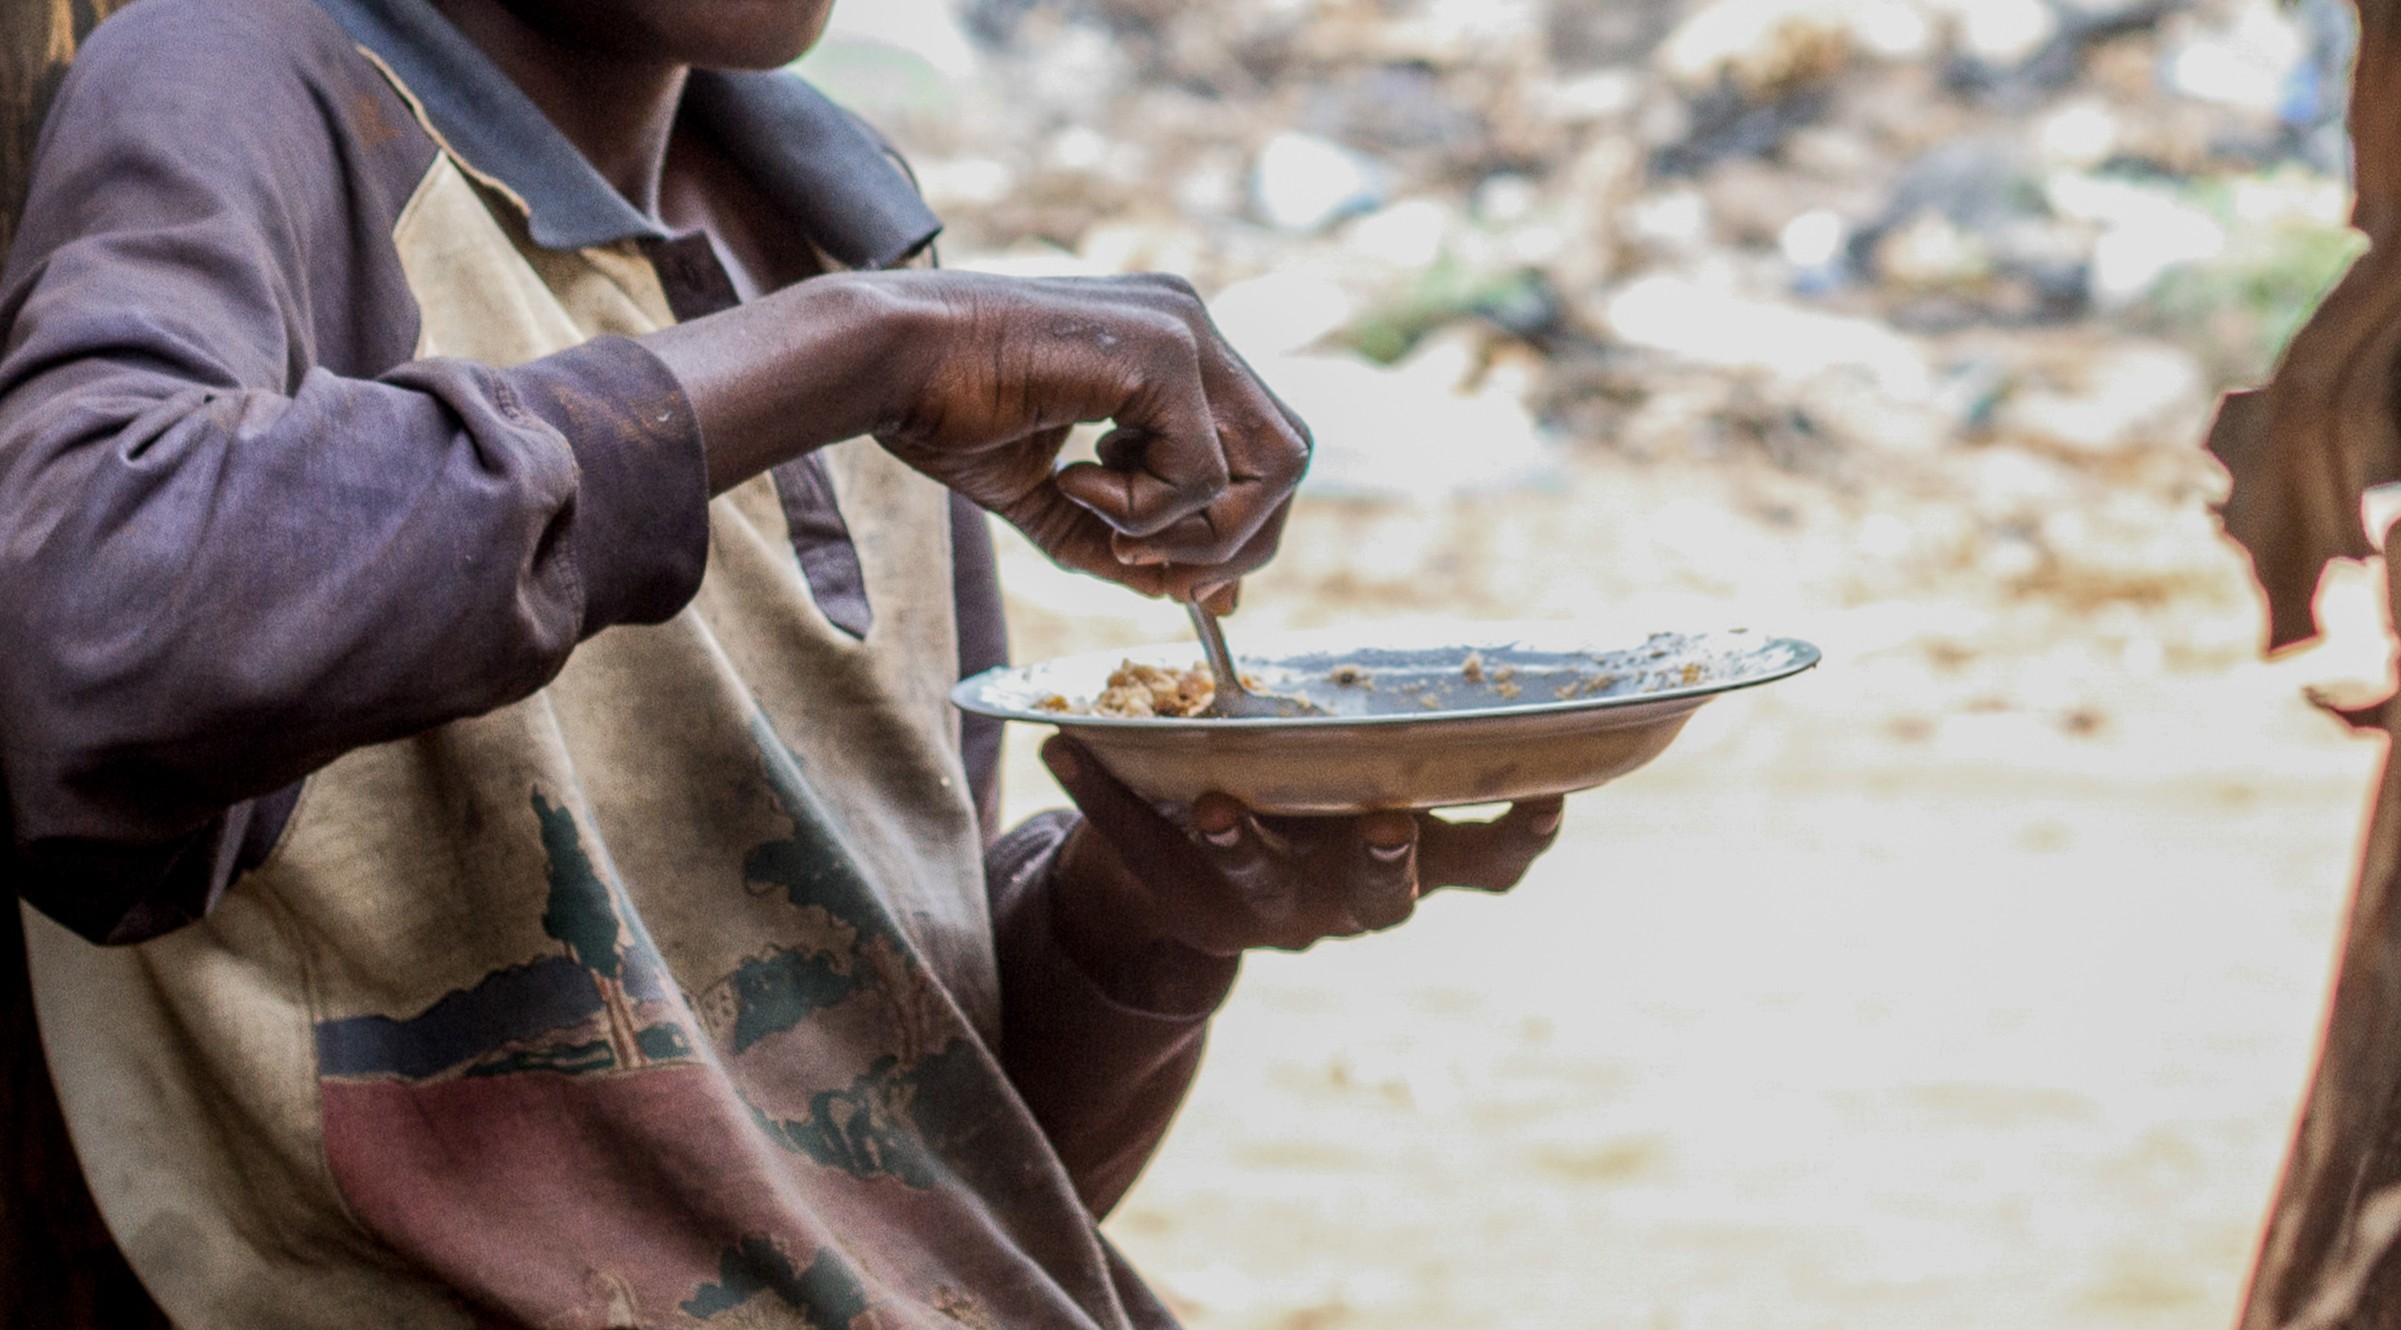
504;336;711;633
989;811;1239;1027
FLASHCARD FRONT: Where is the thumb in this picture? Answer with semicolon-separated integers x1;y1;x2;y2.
1039;735;1194;878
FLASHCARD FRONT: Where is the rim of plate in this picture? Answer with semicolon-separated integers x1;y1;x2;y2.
951;627;1822;730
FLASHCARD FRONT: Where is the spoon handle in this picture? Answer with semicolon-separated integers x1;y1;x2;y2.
1185;598;1327;719
1186;599;1244;698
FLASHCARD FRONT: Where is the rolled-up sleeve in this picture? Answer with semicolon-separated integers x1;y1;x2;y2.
0;0;710;943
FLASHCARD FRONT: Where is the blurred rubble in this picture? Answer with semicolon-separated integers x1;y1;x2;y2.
807;0;2366;630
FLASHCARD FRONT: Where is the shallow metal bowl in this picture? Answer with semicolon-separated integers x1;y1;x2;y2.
953;624;1820;814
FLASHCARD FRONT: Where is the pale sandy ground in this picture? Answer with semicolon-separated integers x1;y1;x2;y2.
992;446;2391;1330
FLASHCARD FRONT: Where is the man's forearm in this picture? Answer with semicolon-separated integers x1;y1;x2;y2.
642;271;923;494
987;812;1236;1216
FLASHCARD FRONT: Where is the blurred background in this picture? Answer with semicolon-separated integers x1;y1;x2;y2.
812;1;2385;1325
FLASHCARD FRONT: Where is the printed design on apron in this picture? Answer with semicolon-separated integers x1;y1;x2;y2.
310;714;1033;1329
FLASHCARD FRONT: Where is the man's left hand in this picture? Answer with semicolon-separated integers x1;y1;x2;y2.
1038;735;1565;1010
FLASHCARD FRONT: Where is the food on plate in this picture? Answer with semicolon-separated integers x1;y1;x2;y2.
1038;661;1219;718
1095;661;1215;718
1555;673;1617;699
1020;632;1742;722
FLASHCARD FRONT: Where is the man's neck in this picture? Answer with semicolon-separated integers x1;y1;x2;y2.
427;0;687;221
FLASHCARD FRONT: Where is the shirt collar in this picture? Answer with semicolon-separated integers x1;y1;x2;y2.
313;0;941;269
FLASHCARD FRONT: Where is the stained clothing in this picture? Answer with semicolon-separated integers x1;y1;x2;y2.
0;0;1227;1325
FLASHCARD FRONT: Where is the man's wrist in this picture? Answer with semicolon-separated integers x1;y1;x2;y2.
643;270;921;493
1051;821;1239;1016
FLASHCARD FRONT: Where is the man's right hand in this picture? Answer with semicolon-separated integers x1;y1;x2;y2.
645;269;1312;603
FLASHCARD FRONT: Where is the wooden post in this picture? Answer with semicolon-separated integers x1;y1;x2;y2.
0;8;166;1328
2212;3;2401;1326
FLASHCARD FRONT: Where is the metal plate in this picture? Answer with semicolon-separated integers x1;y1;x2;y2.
953;624;1820;813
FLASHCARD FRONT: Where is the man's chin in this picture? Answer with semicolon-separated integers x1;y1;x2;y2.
695;2;833;70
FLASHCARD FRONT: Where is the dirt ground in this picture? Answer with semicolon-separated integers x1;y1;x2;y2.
991;446;2389;1329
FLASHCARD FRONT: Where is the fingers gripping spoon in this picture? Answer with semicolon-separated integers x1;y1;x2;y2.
1185;599;1326;719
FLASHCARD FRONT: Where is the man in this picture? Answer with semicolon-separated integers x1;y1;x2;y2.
0;0;1565;1324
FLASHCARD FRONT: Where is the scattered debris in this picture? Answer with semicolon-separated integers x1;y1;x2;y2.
805;0;2358;609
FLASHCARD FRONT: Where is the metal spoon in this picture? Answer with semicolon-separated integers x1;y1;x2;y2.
1185;599;1325;719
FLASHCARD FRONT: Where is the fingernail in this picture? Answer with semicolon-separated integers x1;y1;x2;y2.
1530;811;1562;837
1202;824;1242;848
1367;841;1411;862
1122;548;1171;567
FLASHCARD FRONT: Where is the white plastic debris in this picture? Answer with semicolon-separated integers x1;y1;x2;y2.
2166;1;2309;115
1624;188;1714;251
2036;100;2122;170
1942;0;2059;66
1603;275;1933;402
1261;332;1558;501
1208;271;1359;360
1661;0;1858;91
1471;174;1543;227
1779;209;1850;270
1539;69;1643;122
1998;341;2209;456
2045;174;2228;308
1252;132;1388;234
1341;199;1454;270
